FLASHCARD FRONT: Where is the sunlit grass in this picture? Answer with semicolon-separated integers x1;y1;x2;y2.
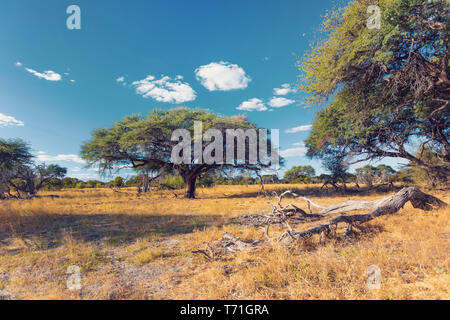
0;184;448;299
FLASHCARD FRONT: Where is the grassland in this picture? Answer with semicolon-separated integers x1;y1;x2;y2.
0;184;448;300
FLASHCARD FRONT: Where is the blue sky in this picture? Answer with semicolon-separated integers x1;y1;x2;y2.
0;0;407;180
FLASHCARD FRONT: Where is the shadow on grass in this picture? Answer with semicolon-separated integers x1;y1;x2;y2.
0;213;225;249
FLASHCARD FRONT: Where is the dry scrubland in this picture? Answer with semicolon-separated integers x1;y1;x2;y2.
0;184;448;300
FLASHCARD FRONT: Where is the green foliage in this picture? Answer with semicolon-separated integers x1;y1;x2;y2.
35;164;67;191
40;178;64;191
0;140;68;196
111;176;124;188
81;107;281;198
75;182;85;189
355;164;396;186
409;147;449;186
0;138;33;171
85;180;104;188
62;177;83;188
302;0;449;176
158;175;184;190
391;168;413;183
284;165;316;183
322;148;349;181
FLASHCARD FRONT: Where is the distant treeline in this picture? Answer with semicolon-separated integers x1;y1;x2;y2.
39;164;430;191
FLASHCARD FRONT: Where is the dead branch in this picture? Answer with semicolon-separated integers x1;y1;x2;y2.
313;186;446;216
286;187;447;242
198;187;447;258
192;232;264;260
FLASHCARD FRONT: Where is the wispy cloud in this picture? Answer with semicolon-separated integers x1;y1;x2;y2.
15;61;23;67
195;61;251;91
285;124;312;133
273;83;296;96
37;152;85;164
0;113;24;127
236;98;267;112
25;68;62;81
132;75;196;104
67;172;101;180
280;142;308;157
268;97;295;108
116;76;125;82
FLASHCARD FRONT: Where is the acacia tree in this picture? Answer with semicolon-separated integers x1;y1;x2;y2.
301;0;449;178
284;165;316;183
321;148;349;190
80;108;280;199
355;164;396;187
0;139;67;198
35;164;67;191
0;139;33;198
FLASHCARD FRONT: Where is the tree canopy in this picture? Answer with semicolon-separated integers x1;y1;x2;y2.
0;139;67;198
284;165;316;183
301;0;449;177
0;138;33;170
81;108;281;198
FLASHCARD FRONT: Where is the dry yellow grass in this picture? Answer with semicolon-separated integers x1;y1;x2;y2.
0;184;448;300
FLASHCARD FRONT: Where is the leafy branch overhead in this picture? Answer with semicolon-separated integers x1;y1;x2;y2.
301;0;449;177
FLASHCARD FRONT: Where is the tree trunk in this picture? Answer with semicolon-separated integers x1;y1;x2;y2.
184;175;197;199
142;173;150;193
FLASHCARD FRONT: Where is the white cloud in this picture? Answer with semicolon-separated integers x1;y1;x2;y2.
37;152;85;164
285;124;312;133
116;76;125;82
292;141;306;146
195;61;251;91
273;83;296;96
67;173;100;180
70;79;76;83
132;75;196;104
25;68;62;81
280;145;308;158
15;62;22;67
236;98;267;112
268;97;295;108
0;113;24;127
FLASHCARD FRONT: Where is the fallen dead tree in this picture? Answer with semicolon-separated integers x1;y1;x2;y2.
281;187;447;242
226;187;447;248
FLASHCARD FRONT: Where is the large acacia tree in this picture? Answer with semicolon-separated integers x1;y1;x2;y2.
301;0;449;177
80;108;280;198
